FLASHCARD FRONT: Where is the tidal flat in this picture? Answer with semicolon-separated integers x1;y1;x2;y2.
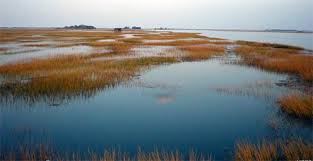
0;29;312;161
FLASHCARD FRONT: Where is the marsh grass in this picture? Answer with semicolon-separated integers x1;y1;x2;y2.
235;45;313;81
236;40;304;50
0;55;177;105
0;29;230;105
22;44;54;47
1;147;213;161
278;94;313;119
235;139;313;161
136;32;207;40
144;40;212;46
179;45;225;61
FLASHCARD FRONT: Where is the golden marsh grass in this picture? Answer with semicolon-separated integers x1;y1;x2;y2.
235;45;313;81
278;94;313;119
2;147;213;161
0;29;230;105
179;45;225;61
236;40;304;50
136;32;207;40
0;55;177;104
144;40;212;46
235;139;313;161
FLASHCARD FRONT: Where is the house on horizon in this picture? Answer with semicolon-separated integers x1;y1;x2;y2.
132;26;141;30
114;28;122;32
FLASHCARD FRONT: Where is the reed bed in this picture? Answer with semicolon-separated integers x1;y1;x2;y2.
235;45;313;81
236;41;304;50
144;40;212;46
278;94;313;119
179;45;225;61
22;44;53;47
136;32;207;40
3;139;312;161
0;55;177;105
1;147;213;161
235;139;313;161
206;41;233;45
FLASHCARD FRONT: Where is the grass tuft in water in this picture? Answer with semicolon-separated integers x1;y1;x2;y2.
235;139;313;161
179;45;225;61
278;94;313;119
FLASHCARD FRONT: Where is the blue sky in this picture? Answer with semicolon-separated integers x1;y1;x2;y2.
1;0;312;30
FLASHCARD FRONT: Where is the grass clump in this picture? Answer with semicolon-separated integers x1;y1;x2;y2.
235;139;313;161
235;45;313;81
278;94;313;119
179;45;225;61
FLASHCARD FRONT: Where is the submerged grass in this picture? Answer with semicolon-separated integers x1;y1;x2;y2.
278;94;313;119
235;139;313;161
235;45;313;81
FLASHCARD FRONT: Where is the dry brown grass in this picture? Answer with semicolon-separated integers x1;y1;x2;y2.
278;94;313;119
235;45;313;81
235;139;313;161
0;55;177;105
144;40;211;46
236;40;304;50
179;45;225;61
206;41;233;45
137;32;207;40
22;44;53;47
0;29;122;43
0;29;231;105
235;141;277;161
2;146;213;161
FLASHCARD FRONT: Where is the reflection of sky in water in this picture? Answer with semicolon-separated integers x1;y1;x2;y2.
156;93;175;105
0;45;110;65
0;57;312;159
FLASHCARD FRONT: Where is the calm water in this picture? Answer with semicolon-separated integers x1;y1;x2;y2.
170;30;313;50
1;54;312;159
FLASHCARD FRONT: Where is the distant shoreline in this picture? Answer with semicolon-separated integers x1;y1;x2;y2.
0;27;312;34
156;28;313;34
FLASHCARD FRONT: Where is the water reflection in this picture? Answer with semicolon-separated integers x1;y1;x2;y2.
0;50;311;160
156;93;176;105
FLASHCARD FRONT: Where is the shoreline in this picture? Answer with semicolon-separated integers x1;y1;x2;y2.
1;27;312;34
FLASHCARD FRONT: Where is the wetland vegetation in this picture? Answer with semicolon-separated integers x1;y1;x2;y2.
0;28;312;160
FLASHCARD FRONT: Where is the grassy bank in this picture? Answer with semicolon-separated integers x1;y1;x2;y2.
235;44;313;82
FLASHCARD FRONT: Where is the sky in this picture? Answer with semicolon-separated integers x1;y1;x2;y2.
1;0;312;30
